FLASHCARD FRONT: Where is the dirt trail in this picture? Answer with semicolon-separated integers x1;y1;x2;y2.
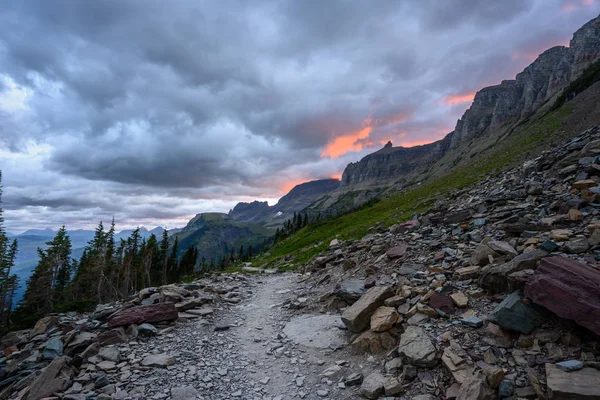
130;273;371;400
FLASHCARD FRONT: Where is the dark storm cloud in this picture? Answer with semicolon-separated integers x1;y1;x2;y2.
0;0;598;231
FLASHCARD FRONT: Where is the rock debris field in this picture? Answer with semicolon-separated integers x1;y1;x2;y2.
4;126;600;399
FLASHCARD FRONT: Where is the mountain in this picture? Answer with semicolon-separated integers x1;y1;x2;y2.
313;14;600;214
173;213;271;264
229;178;340;225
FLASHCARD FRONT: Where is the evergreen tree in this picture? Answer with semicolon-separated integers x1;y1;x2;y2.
0;171;19;328
159;229;169;285
17;226;71;318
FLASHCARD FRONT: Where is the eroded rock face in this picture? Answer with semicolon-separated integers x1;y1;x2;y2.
107;302;179;328
525;257;600;336
341;286;393;333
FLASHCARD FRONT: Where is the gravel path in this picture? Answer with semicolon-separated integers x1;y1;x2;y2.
113;273;370;400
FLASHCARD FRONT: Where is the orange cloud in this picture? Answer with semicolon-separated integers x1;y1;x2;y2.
321;111;412;159
561;0;597;12
330;173;342;180
321;126;373;158
443;92;475;105
279;179;309;195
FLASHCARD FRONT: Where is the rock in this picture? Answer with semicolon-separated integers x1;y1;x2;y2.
42;338;63;360
556;360;585;372
442;347;474;384
488;240;518;257
341;286;393;332
26;356;73;400
141;353;175;368
214;323;230;331
66;332;97;354
565;238;590;254
450;292;469;307
29;316;59;339
359;372;386;399
546;363;600;399
525;257;600;336
568;209;584;221
333;279;366;303
397;326;438;367
387;243;409;259
457;374;496;400
107;302;178;328
98;328;128;345
370;306;399;332
484;323;514;348
429;293;456;314
539;240;559;252
461;315;484;328
321;365;344;379
383;377;403;396
138;323;158;336
482;366;504;389
479;250;546;294
171;386;200;400
490;291;545;334
471;243;500;266
499;380;514;397
454;266;481;280
344;372;363;386
573;179;597;189
384;295;406;307
351;330;396;354
98;346;120;362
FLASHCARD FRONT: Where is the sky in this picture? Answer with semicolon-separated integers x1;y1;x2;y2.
1;0;599;233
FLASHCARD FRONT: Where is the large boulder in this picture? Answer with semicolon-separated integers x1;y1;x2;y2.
351;330;397;354
341;286;393;332
490;291;545;334
525;257;600;336
479;249;546;293
546;363;600;399
25;356;73;400
108;302;179;328
397;326;438;368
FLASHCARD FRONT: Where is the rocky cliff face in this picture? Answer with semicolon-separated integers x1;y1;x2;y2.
452;15;600;148
338;14;600;194
229;179;340;225
341;138;452;188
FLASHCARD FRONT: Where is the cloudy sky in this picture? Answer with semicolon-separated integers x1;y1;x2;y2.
1;0;599;233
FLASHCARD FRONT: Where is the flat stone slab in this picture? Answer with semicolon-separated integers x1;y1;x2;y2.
283;314;346;349
546;363;600;399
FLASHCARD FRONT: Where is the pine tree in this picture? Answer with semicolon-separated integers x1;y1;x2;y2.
0;171;19;328
159;229;169;285
17;226;72;318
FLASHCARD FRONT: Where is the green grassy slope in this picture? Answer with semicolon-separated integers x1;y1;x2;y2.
255;102;577;269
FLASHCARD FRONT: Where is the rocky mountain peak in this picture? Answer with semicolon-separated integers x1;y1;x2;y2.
384;141;393;148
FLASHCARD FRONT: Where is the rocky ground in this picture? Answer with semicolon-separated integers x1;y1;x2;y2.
3;126;600;400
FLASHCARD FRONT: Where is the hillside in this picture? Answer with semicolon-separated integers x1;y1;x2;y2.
311;14;600;214
173;212;272;265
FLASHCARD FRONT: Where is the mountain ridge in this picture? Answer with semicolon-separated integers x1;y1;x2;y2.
311;13;600;214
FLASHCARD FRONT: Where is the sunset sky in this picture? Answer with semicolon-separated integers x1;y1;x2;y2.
1;0;599;232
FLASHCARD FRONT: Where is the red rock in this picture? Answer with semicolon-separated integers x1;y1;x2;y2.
386;244;409;260
428;293;455;314
107;302;179;328
524;257;600;336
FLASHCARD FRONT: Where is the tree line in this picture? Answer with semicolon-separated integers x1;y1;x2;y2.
0;172;19;332
12;221;197;328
